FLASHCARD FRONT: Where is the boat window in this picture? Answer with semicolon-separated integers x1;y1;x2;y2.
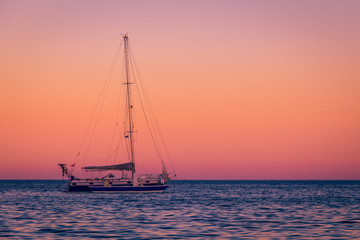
72;183;77;186
89;182;94;185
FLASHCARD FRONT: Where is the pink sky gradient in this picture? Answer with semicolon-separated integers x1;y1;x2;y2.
1;0;359;179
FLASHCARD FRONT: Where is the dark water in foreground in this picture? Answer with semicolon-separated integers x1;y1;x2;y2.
1;180;360;239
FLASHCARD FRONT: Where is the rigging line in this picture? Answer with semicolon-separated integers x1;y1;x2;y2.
129;45;166;165
116;39;126;126
118;72;129;165
75;40;124;165
108;119;124;165
120;126;130;163
75;40;123;166
131;53;176;175
104;143;120;162
112;109;125;165
105;123;118;163
113;144;120;164
127;44;160;146
81;40;123;166
138;79;176;175
128;44;176;175
124;121;131;162
128;47;166;168
106;39;126;164
133;78;166;168
128;45;161;131
113;113;124;164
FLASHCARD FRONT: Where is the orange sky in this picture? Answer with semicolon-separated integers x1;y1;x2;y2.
1;0;359;179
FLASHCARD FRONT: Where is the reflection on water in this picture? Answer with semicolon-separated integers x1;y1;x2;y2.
1;180;360;239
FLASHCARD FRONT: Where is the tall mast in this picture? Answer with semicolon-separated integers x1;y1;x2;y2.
124;34;135;177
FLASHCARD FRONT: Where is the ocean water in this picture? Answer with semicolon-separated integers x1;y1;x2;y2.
1;180;360;239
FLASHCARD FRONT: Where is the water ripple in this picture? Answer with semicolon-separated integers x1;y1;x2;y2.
1;180;360;239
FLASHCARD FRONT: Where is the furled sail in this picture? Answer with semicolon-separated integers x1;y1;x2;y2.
82;162;134;172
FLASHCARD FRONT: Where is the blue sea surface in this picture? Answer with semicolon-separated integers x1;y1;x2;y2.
1;180;360;239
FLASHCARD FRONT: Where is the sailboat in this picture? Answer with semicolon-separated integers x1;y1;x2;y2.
58;34;175;192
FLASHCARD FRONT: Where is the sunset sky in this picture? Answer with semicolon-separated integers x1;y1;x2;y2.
1;0;359;180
